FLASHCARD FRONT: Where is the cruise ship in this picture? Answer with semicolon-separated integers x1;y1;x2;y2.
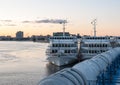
46;32;78;66
79;36;120;60
79;19;120;60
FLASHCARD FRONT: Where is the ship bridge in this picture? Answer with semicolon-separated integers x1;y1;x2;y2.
38;47;120;85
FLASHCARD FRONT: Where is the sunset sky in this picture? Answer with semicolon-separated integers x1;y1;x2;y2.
0;0;120;37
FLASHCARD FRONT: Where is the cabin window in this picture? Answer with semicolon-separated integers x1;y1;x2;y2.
65;50;67;53
94;44;96;47
62;44;64;47
59;44;61;47
89;44;91;47
89;50;91;53
68;44;70;47
100;50;103;53
52;44;55;47
65;44;67;47
64;50;71;53
68;50;70;53
52;50;54;53
97;44;99;47
103;44;104;47
103;44;107;47
103;50;106;52
92;50;94;53
94;50;96;53
56;44;58;47
91;44;93;47
55;44;57;47
52;50;57;53
55;50;57;53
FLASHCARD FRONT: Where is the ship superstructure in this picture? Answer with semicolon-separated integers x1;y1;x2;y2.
46;22;78;66
46;32;78;66
80;36;120;60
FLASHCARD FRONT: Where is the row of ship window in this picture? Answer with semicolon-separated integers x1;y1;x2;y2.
51;50;77;53
84;37;120;39
84;37;109;39
82;50;106;53
52;44;77;47
50;37;74;39
83;44;108;47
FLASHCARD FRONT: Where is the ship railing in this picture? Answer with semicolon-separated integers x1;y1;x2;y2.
51;39;77;42
47;46;77;48
81;39;110;42
81;47;112;50
49;47;77;50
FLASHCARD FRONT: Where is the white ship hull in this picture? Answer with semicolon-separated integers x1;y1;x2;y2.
47;55;77;66
46;32;78;66
81;53;97;60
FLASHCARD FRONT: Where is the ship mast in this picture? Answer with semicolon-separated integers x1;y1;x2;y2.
91;19;97;37
60;20;67;36
63;22;65;36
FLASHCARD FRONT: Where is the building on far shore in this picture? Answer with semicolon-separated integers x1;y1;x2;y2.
16;31;24;40
31;35;50;42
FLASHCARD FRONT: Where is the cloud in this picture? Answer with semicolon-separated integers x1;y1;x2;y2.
22;20;33;23
35;19;67;24
0;24;17;26
0;19;16;26
0;20;12;22
22;19;68;24
5;24;17;26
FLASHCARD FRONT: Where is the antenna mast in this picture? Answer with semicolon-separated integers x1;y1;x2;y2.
91;19;97;37
63;22;65;36
61;20;67;36
59;20;67;36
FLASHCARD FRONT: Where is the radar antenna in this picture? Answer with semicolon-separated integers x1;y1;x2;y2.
91;19;97;37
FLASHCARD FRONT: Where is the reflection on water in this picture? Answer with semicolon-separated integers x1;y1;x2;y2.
0;41;76;85
46;62;77;76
